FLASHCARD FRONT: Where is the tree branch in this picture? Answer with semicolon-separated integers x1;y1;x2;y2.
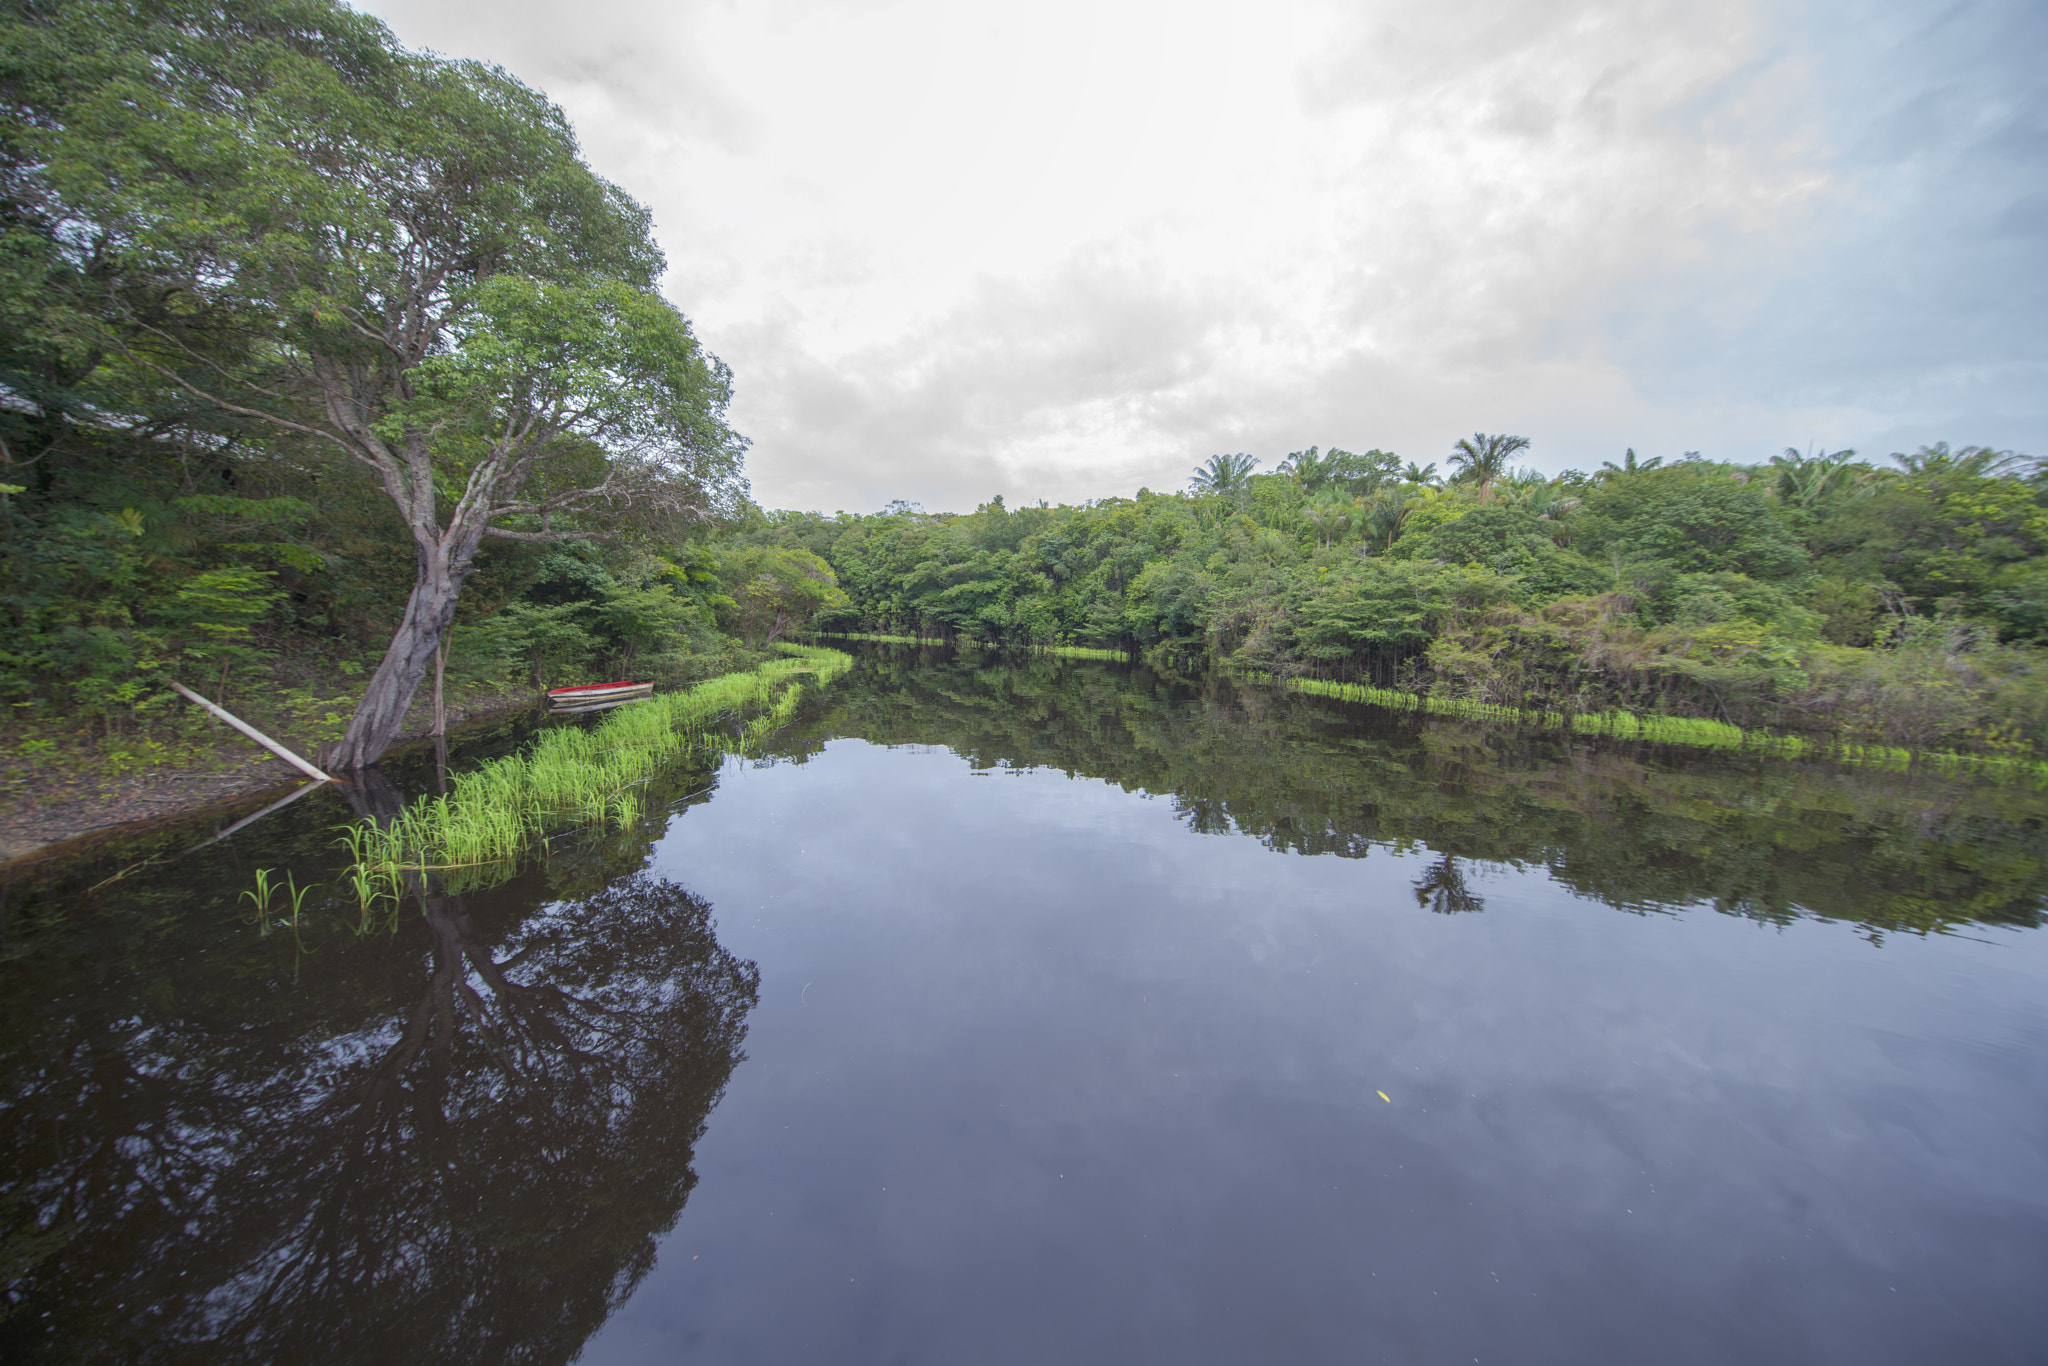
481;526;600;542
120;348;355;455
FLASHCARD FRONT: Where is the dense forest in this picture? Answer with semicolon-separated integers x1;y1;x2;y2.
733;441;2048;758
3;2;2045;786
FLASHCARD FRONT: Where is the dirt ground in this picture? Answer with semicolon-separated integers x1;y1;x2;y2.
0;690;535;867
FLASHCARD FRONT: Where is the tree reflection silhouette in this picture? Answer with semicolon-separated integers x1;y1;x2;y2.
0;875;757;1364
1412;855;1485;915
806;648;2048;936
9;647;2048;1359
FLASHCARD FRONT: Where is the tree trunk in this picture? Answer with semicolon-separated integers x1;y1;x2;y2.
328;536;475;771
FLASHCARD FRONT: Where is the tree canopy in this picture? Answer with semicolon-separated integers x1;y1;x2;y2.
2;0;744;766
727;437;2048;758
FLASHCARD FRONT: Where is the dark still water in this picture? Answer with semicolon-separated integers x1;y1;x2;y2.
5;647;2048;1364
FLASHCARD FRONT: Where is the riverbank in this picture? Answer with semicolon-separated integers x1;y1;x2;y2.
1274;673;2048;784
821;636;2048;782
0;684;538;866
0;632;783;867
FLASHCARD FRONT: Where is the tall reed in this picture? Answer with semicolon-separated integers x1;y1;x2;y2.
240;867;315;935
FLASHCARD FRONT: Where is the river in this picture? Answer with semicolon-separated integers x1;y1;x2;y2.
4;644;2045;1363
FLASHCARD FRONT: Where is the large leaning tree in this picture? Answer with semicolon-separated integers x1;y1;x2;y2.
7;0;745;768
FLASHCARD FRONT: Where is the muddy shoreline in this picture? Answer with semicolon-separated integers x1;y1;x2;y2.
1;691;540;872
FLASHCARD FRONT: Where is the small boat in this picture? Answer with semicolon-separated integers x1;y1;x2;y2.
545;680;654;713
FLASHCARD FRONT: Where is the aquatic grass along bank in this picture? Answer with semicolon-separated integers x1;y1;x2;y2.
341;645;852;885
1039;645;1130;661
1278;675;2048;784
817;632;1131;661
815;631;928;646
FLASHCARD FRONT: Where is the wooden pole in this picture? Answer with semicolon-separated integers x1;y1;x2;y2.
188;778;327;851
167;681;337;783
433;641;446;737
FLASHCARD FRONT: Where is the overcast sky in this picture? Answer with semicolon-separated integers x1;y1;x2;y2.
365;0;2045;513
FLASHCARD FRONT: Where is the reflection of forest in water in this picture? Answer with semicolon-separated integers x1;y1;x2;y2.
0;855;757;1362
5;647;2047;1360
807;647;2048;938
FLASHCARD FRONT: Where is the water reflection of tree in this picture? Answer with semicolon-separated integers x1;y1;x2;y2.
802;650;2048;937
1412;855;1485;915
0;875;757;1363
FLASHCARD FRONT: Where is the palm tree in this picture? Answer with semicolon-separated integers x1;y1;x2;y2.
1302;487;1353;548
1511;479;1579;523
1891;442;2027;478
1276;446;1330;489
1447;433;1530;503
1363;485;1418;552
1598;448;1662;481
1189;452;1261;497
1401;460;1440;487
1769;447;1873;505
1494;465;1549;500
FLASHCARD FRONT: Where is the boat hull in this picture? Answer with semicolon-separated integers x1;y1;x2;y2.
544;681;654;712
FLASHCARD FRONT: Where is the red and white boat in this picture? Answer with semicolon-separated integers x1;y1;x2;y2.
544;680;655;712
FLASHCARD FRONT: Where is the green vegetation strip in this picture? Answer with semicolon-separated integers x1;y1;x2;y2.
818;631;1129;661
340;646;851;884
819;631;927;645
1042;645;1130;661
1275;675;2048;784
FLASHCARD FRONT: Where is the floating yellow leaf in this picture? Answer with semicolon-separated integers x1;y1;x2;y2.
1377;1091;1390;1103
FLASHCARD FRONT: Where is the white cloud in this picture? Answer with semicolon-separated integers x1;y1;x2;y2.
366;0;2046;509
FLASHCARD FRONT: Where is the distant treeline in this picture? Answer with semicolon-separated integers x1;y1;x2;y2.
732;441;2048;759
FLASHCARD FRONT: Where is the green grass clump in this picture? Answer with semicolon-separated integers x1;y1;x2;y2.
819;631;928;645
340;645;852;884
1273;674;2048;784
1041;644;1129;661
816;631;1129;661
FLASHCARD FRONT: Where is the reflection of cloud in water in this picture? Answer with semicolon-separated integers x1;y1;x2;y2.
0;875;757;1363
